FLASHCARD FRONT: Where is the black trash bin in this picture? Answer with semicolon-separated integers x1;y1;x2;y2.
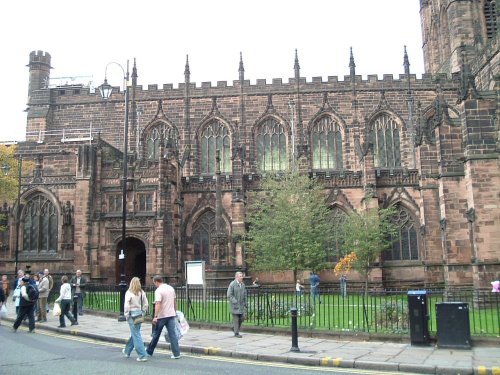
436;302;471;349
407;290;429;345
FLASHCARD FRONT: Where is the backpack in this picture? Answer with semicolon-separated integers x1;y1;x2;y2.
26;284;39;302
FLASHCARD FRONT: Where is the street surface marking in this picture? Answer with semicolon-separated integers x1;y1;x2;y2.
33;328;421;375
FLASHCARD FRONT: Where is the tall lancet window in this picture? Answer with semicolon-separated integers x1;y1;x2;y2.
201;120;231;174
146;123;179;160
256;118;287;171
385;205;419;261
312;116;343;170
371;114;401;168
192;211;215;263
22;194;58;252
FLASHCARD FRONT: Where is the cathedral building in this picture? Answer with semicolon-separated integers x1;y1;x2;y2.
1;0;498;288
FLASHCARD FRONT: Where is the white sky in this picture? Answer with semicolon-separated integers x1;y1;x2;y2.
0;0;424;142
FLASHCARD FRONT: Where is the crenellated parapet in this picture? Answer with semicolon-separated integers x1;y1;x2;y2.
40;72;461;103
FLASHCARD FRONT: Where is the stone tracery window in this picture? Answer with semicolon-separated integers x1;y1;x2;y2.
200;120;231;174
145;123;179;160
312;116;343;170
256;118;287;171
22;194;57;252
484;0;498;40
192;211;215;263
371;114;401;168
385;205;419;261
329;207;347;262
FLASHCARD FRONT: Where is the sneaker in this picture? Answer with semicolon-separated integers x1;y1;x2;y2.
71;322;79;326
234;334;242;338
170;355;181;359
122;349;130;358
28;329;35;333
137;357;147;362
57;325;66;328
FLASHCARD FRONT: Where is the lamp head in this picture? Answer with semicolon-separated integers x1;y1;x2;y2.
99;78;113;99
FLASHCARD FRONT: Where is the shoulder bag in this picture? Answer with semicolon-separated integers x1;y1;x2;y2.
132;292;145;325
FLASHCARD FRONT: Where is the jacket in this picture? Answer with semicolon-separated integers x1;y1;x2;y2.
69;275;87;295
227;279;247;315
38;276;50;298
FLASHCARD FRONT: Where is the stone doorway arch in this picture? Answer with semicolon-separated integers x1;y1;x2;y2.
116;237;147;286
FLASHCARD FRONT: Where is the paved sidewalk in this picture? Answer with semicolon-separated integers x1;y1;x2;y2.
1;303;499;375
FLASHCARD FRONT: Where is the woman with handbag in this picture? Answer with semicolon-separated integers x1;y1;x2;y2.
54;275;78;328
122;277;149;362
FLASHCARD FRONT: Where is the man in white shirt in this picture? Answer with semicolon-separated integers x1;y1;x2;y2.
146;275;180;359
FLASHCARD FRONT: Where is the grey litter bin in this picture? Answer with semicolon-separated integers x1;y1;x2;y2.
436;302;471;349
407;290;429;345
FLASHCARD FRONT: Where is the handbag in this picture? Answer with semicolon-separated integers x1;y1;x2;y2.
132;292;145;325
0;303;7;319
53;302;61;317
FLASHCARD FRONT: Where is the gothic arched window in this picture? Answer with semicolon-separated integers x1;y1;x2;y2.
256;118;287;171
385;205;419;261
22;194;58;252
371;114;401;168
145;123;179;160
192;211;215;263
312;116;343;170
484;0;498;40
200;120;231;174
329;207;347;262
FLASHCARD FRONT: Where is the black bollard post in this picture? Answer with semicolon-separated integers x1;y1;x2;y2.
72;294;78;323
290;307;300;352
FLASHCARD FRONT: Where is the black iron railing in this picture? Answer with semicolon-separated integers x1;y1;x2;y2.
78;284;499;337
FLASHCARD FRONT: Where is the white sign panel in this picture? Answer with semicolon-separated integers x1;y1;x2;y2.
185;261;205;285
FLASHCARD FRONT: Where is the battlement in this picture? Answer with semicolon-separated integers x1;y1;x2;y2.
28;50;52;67
45;72;459;101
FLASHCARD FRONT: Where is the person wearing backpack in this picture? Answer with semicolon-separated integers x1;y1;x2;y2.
12;276;36;333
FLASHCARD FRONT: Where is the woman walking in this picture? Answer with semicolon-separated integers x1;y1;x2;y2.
55;275;78;328
122;277;149;361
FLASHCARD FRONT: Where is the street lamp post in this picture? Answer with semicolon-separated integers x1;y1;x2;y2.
99;61;130;322
14;157;22;277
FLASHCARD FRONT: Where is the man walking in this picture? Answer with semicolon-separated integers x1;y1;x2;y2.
310;271;321;304
70;270;87;315
227;271;247;338
146;275;180;359
37;271;49;322
12;276;36;333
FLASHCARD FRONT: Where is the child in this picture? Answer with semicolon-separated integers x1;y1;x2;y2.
295;280;304;296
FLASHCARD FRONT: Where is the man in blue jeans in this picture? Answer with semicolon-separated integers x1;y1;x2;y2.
310;272;321;304
146;275;180;359
70;270;87;315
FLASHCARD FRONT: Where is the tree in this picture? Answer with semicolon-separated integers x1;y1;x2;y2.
0;145;18;233
0;145;18;204
338;202;398;291
0;145;34;233
245;172;335;281
336;201;399;331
